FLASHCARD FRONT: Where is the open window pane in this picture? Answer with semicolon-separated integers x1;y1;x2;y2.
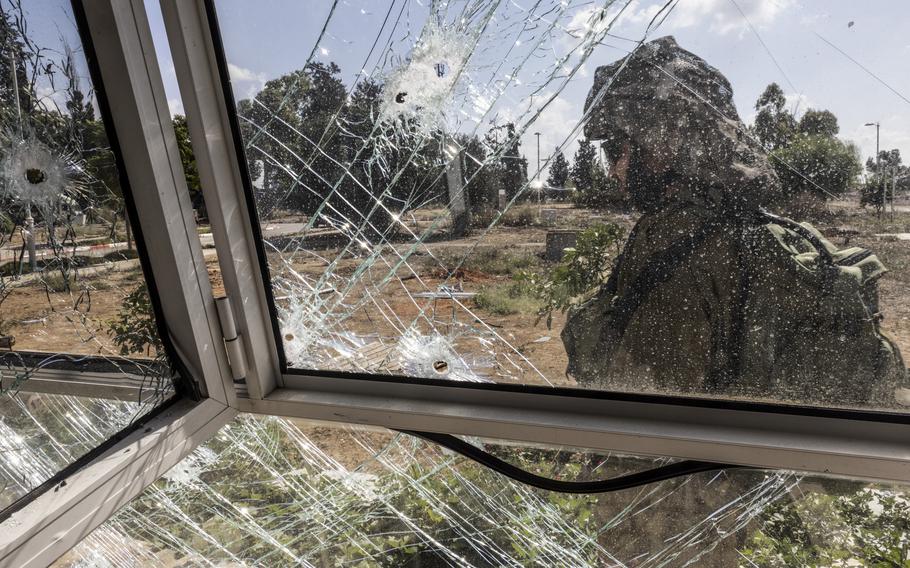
0;0;176;512
211;0;908;410
56;414;910;566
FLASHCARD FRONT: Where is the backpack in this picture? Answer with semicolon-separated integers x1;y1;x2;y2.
563;209;906;407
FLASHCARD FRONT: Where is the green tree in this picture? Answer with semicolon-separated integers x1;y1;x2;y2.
570;139;597;194
798;108;839;137
753;85;862;206
571;139;624;209
0;4;29;124
754;83;796;150
863;149;908;208
546;149;570;188
459;133;497;220
172;114;206;218
340;77;416;237
866;148;904;177
771;134;861;200
61;73;124;211
237;68;313;216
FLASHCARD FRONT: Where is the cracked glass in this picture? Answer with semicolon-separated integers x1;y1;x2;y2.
212;0;909;410
0;0;176;512
55;414;910;567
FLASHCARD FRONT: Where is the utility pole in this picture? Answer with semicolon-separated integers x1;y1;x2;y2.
534;132;541;207
865;121;881;218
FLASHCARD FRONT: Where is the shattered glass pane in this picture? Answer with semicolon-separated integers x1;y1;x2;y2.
0;0;175;511
214;0;909;410
55;414;910;567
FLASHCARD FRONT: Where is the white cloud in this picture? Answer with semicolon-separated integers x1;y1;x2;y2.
785;92;812;116
33;84;69;113
619;0;664;26
564;0;793;50
521;94;583;178
228;62;266;88
167;97;184;117
564;1;660;40
663;0;794;36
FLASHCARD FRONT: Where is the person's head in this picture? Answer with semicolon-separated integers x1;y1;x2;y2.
584;36;779;213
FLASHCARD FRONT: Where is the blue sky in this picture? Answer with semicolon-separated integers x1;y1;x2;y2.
30;0;910;178
10;1;89;112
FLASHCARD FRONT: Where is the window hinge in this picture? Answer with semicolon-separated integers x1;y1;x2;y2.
215;295;248;383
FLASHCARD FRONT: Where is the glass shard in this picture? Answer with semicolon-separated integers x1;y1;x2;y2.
56;415;910;567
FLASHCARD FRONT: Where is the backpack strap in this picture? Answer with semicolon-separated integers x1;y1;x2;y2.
759;209;834;266
605;220;724;346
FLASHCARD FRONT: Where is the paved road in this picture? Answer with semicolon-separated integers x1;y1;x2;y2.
0;240;132;267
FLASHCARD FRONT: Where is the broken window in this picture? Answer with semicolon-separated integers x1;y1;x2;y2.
0;0;176;513
55;415;910;566
4;1;910;565
211;0;909;412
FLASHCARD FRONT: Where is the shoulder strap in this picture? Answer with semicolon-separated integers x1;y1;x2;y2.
759;209;834;265
606;221;723;343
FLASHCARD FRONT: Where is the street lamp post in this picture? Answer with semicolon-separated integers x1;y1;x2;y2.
865;121;882;218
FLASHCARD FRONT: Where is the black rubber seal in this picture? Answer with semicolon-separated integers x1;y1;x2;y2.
401;430;742;494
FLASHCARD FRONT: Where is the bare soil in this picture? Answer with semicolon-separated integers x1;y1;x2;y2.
3;204;908;391
1;267;145;355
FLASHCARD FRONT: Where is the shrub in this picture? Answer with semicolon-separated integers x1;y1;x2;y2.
474;281;541;316
429;248;540;278
41;271;75;293
500;204;539;227
103;249;139;262
860;179;887;209
518;222;624;328
770;134;861;201
108;283;162;356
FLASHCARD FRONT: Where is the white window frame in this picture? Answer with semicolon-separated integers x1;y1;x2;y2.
1;1;909;566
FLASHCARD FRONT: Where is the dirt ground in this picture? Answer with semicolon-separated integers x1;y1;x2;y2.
267;203;910;395
3;203;908;391
1;264;146;355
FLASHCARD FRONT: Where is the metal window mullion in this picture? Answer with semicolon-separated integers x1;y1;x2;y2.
1;366;171;402
157;0;282;399
0;399;236;568
232;375;910;485
81;0;235;404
